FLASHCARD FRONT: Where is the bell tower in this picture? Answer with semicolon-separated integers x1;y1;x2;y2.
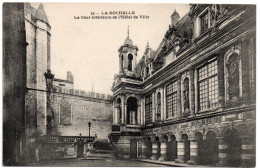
118;26;138;77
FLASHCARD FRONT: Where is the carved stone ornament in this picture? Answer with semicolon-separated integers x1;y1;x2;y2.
226;53;240;100
183;78;190;112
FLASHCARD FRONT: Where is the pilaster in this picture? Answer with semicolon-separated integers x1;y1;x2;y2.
176;77;182;119
189;68;195;116
217;137;228;166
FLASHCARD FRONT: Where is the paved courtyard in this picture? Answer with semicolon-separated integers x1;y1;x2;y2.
26;158;168;167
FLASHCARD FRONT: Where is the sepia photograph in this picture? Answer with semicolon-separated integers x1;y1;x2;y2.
2;2;256;167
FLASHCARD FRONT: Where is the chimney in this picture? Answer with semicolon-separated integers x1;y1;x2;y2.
67;71;74;83
171;9;180;27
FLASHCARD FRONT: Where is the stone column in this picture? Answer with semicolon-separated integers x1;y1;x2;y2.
175;141;186;163
117;108;120;124
121;96;125;124
248;38;256;101
194;69;199;113
163;86;167;120
114;107;117;124
160;88;164;120
187;140;199;165
159;140;167;161
140;98;144;125
141;140;148;159
241;137;255;166
189;68;195;116
241;39;251;104
217;137;228;166
137;105;141;125
217;54;225;108
113;101;116;124
150;141;159;160
129;110;132;124
177;77;182;119
125;104;128;124
152;92;155;122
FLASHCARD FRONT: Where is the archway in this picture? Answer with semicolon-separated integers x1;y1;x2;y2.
160;135;168;161
127;97;137;125
130;139;137;159
167;135;177;161
142;137;148;159
194;132;204;164
181;134;190;162
128;54;133;71
155;136;161;159
147;137;152;159
204;130;218;165
224;128;242;166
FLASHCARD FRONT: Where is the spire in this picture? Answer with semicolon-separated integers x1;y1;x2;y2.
35;3;49;24
124;25;133;46
147;41;149;48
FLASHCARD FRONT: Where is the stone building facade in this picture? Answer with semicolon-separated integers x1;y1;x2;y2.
111;4;256;167
3;3;113;162
52;72;113;140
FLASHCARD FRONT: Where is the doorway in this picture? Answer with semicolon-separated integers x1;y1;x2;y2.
77;143;84;158
130;139;137;159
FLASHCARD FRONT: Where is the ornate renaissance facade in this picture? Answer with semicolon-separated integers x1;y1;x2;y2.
111;4;256;167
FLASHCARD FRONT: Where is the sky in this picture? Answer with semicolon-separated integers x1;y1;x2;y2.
31;3;190;95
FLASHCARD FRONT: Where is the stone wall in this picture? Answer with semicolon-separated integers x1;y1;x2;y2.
52;92;113;140
3;3;27;165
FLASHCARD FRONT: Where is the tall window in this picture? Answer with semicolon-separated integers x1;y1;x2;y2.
60;101;72;125
200;12;209;34
128;54;133;71
166;81;177;118
145;94;152;124
198;59;219;111
121;55;124;71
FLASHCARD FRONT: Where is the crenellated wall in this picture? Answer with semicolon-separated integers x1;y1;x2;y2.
51;92;113;139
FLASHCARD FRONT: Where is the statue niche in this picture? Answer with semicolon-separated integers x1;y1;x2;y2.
183;78;190;113
156;92;161;121
226;53;240;100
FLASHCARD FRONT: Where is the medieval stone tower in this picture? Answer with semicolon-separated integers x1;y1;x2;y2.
24;3;51;160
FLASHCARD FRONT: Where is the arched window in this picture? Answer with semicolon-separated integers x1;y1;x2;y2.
60;101;72;125
121;55;124;71
127;97;137;125
128;54;133;71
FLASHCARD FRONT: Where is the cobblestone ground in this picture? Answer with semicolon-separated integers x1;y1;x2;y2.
26;158;167;167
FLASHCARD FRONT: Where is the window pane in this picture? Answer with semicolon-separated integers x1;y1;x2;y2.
198;60;219;111
166;81;178;118
145;94;152;124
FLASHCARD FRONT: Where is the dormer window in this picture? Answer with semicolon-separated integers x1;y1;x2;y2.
200;11;209;34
